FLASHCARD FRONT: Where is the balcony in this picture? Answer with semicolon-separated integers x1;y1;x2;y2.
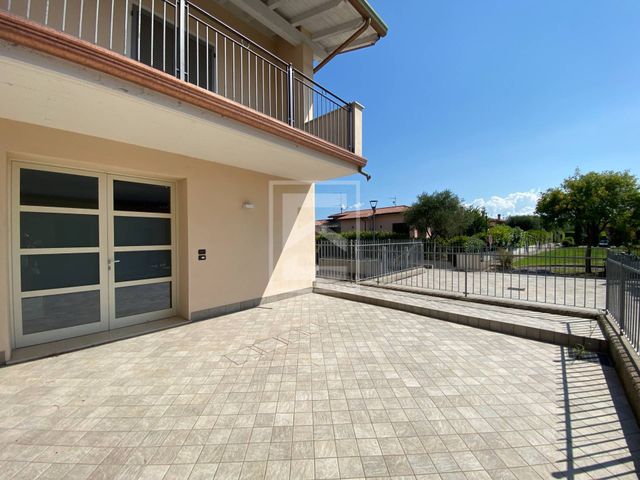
0;0;361;158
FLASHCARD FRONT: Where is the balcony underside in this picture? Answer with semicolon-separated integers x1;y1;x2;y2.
0;13;365;180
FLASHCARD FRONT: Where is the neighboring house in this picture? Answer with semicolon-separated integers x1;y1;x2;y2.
489;214;506;227
327;205;410;234
0;1;387;361
315;219;340;235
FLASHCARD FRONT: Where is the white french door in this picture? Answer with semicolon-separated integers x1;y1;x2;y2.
12;162;176;348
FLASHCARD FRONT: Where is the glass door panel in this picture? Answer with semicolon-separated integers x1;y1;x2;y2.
114;217;171;246
22;290;101;335
21;212;99;248
20;253;100;291
115;282;172;318
114;250;172;282
20;168;99;208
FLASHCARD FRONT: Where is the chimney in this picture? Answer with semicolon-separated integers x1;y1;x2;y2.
497;214;501;221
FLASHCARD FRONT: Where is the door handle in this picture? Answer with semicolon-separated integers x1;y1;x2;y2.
107;258;121;270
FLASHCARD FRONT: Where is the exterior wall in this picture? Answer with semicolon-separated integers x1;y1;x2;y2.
338;212;407;232
0;118;316;360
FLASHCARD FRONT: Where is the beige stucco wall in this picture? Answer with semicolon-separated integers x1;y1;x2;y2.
0;118;316;360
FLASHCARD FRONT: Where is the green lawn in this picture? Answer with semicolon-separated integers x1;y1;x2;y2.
512;246;607;272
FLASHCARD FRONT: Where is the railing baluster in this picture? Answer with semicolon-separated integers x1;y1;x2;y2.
162;1;166;72
206;27;209;91
95;0;100;44
215;31;218;93
109;0;114;50
268;64;271;117
136;0;142;61
178;0;186;81
196;20;199;86
150;0;154;66
287;65;294;127
79;0;84;38
223;37;227;97
123;0;128;56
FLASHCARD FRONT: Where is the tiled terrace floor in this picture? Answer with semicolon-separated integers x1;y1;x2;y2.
0;293;639;479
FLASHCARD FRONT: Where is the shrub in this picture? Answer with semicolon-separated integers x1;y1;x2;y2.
496;247;513;269
445;235;486;252
465;237;486;252
510;227;526;247
525;229;551;245
473;231;488;243
562;236;575;247
488;225;513;247
506;215;542;231
447;235;470;249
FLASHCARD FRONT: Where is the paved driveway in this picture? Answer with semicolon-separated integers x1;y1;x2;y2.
0;294;638;479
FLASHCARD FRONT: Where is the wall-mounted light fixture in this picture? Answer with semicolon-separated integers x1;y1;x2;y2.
242;202;255;209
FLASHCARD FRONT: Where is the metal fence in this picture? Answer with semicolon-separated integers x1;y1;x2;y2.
317;240;607;309
2;0;354;151
417;241;606;308
316;239;423;282
606;252;640;353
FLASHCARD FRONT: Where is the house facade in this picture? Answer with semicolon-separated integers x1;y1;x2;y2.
327;205;410;234
0;0;387;362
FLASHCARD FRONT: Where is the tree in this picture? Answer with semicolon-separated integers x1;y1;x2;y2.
464;207;489;236
489;225;514;248
405;190;471;239
506;215;542;231
536;170;640;271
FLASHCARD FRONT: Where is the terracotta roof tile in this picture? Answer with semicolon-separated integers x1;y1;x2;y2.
329;205;408;220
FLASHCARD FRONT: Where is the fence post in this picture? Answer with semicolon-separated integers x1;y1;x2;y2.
605;257;611;312
619;265;626;332
464;253;468;297
347;104;354;153
178;0;187;81
354;240;359;283
286;64;295;127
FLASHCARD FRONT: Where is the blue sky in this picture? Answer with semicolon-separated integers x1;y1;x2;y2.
314;0;640;219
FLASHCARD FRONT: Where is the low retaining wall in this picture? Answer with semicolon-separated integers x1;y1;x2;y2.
598;313;640;424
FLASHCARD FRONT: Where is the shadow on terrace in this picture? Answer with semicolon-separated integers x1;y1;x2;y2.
555;348;640;479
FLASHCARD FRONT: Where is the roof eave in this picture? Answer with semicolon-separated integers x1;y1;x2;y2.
348;0;388;38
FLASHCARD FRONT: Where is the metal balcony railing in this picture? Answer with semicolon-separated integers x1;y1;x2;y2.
3;0;355;152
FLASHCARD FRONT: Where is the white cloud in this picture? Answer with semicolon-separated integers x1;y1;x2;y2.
467;190;541;218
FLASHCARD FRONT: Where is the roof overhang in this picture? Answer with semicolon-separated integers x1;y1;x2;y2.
222;0;387;63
